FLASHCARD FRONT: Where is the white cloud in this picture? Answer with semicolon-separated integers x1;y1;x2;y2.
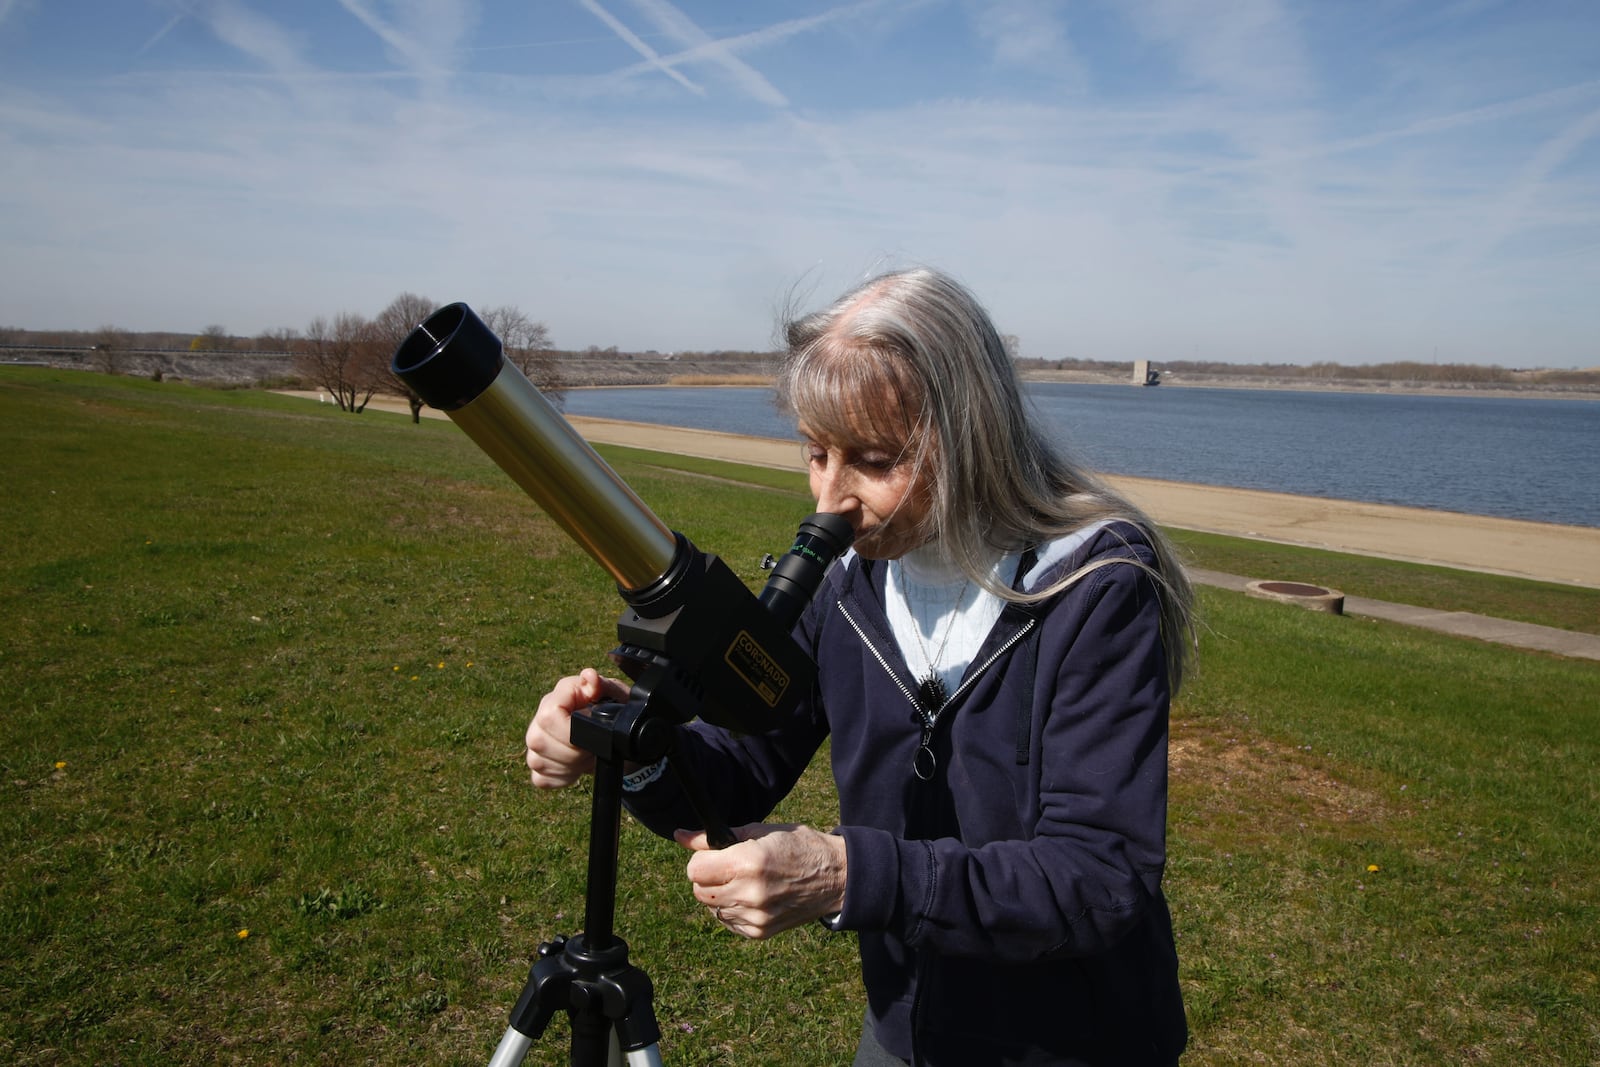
0;1;1596;366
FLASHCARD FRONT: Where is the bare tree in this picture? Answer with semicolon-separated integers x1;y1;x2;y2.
190;324;231;352
255;327;299;352
92;325;131;375
295;312;383;412
372;292;438;423
481;303;563;408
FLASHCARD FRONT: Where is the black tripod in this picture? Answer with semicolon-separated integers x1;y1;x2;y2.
389;306;853;1065
488;664;744;1067
484;520;851;1066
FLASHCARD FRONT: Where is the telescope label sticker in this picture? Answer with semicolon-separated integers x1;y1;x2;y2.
726;631;789;708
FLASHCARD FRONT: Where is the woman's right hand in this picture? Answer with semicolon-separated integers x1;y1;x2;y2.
525;668;630;789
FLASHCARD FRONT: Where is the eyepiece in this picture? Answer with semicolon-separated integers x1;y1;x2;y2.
757;512;854;630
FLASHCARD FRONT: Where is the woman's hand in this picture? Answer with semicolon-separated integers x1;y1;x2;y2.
676;824;848;939
525;668;629;789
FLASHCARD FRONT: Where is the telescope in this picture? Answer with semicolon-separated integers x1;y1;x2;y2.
391;303;852;1067
392;302;850;736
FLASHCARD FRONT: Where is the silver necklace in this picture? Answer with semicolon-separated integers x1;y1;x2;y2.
896;563;969;780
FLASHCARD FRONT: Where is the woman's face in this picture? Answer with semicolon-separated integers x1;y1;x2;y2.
799;395;934;560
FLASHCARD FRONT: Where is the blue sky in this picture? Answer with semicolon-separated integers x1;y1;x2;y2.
2;1;1597;367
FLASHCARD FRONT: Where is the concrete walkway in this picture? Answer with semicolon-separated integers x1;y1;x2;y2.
1191;568;1600;662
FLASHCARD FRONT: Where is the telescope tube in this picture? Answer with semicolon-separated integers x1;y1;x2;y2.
392;303;677;592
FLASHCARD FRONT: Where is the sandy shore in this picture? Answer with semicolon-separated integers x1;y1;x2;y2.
562;417;1600;589
288;394;1600;589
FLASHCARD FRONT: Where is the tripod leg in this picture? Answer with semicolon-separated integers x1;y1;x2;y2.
570;1007;615;1067
623;1042;664;1066
485;1022;662;1067
487;729;668;1066
487;1027;535;1067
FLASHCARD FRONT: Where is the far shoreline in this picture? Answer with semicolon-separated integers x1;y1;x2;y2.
577;374;1600;402
275;390;1600;588
557;414;1600;590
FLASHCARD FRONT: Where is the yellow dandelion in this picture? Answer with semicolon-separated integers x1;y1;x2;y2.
55;761;67;770
1366;864;1381;873
437;662;445;669
237;929;250;939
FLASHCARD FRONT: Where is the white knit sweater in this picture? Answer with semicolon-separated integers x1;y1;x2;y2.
884;544;1021;699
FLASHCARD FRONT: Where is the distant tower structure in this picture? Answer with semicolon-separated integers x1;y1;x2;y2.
1132;360;1161;386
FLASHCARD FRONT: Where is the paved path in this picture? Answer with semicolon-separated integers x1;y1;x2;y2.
1190;569;1600;662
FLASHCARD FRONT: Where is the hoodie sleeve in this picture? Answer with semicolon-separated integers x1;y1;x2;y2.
835;552;1173;961
620;700;830;838
620;561;845;838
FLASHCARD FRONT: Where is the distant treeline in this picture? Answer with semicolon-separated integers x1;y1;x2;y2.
545;345;780;363
0;325;780;364
5;324;1593;387
1016;357;1599;387
1;327;221;351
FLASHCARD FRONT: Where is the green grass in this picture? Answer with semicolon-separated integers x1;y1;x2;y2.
1169;529;1600;636
3;367;1596;1065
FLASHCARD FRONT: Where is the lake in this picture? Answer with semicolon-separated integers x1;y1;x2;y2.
560;384;1599;529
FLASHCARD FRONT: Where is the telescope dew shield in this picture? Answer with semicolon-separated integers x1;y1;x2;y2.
392;303;677;593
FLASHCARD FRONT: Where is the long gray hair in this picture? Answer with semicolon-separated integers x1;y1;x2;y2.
777;267;1196;691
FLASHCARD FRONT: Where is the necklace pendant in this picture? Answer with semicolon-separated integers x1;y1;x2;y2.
915;673;948;714
912;676;945;781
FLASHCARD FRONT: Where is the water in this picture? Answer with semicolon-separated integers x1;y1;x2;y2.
561;384;1599;529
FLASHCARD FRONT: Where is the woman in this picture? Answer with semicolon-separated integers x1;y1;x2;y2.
526;267;1195;1065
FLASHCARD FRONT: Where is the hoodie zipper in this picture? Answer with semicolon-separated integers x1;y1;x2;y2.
837;602;1036;779
836;597;1039;1065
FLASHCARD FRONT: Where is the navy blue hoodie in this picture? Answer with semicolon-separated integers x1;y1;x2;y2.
625;521;1186;1065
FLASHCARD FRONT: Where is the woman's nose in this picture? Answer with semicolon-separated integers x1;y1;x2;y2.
812;466;857;515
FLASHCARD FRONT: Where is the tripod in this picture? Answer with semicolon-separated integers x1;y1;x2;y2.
487;664;740;1067
389;305;853;1066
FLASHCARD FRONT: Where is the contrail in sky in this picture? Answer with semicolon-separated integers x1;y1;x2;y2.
579;0;704;96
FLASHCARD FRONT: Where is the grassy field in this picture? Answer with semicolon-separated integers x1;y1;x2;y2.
3;367;1596;1065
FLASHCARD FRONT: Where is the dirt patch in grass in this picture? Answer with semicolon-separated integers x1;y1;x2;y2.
1170;723;1391;842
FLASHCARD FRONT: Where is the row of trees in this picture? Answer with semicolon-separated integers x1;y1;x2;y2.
14;319;1594;394
0;324;270;353
1016;356;1600;386
2;295;561;420
288;293;561;421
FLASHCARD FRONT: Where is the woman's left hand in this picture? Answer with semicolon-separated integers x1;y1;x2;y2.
675;824;847;940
